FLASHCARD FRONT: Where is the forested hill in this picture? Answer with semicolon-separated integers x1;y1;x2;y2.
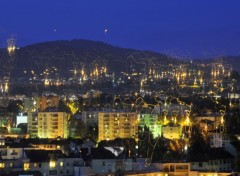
0;39;239;79
1;39;179;78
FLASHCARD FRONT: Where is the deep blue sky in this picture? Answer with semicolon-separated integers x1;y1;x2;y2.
0;0;240;58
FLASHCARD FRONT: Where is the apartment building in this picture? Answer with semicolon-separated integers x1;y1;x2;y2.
98;112;138;141
38;112;68;138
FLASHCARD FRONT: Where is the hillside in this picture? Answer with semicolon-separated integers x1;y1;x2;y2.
0;39;239;80
0;39;180;79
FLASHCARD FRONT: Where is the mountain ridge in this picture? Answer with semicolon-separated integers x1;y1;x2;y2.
0;39;239;80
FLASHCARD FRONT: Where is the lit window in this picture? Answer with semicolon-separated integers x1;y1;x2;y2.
60;162;63;167
57;145;60;149
34;163;37;168
0;163;5;168
24;163;30;170
9;163;13;167
49;161;56;168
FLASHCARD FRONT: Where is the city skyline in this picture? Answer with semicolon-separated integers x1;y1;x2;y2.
0;0;240;59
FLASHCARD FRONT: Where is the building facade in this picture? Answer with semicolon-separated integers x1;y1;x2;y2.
98;112;138;141
138;114;161;138
38;112;68;138
27;112;38;137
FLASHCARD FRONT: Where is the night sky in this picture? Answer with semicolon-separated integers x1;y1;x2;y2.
0;0;240;58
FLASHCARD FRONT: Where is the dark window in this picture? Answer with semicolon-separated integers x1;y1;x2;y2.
49;170;57;175
39;163;42;167
67;170;69;174
198;162;203;167
102;162;105;166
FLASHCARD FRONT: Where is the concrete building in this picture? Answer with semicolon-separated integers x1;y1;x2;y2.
23;96;40;113
39;95;60;111
98;112;138;141
16;113;28;127
138;114;161;138
27;112;38;137
38;112;68;139
82;110;99;126
209;132;225;148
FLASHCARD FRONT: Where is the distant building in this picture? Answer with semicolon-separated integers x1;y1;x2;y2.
23;96;40;112
209;132;225;148
38;112;68;138
98;112;138;141
82;110;99;126
39;95;60;111
154;104;189;118
23;95;60;113
0;112;14;133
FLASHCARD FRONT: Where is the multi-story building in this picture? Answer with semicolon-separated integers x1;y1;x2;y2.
23;96;40;112
98;112;138;141
27;112;38;137
38;112;68;139
138;114;161;138
23;95;60;113
39;95;60;111
209;132;225;148
82;110;99;126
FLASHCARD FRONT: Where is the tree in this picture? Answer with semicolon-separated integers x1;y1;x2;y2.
58;100;71;114
17;123;27;134
188;126;208;161
68;118;86;139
